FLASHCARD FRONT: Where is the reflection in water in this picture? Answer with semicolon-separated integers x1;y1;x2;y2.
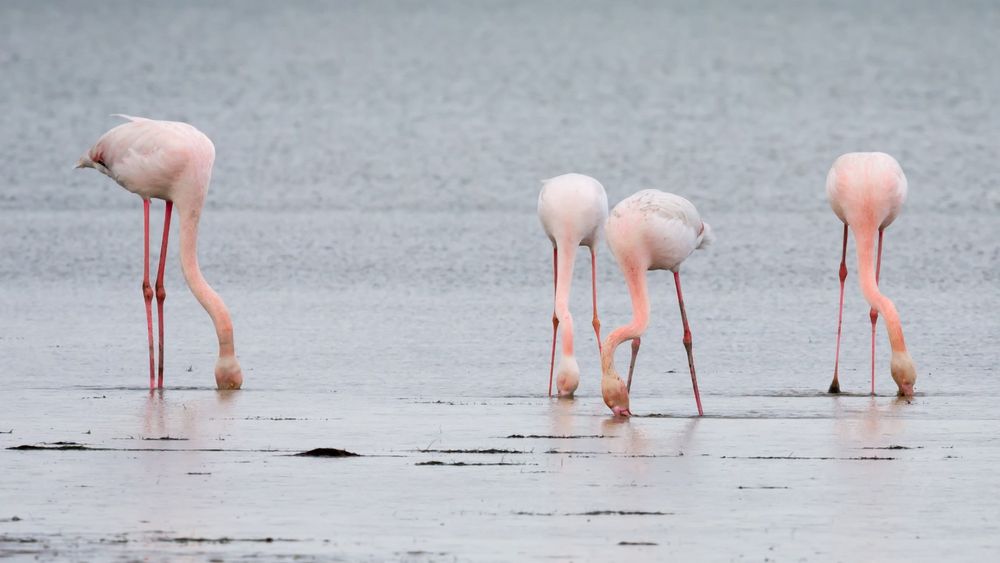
142;389;167;438
549;396;576;438
139;388;242;441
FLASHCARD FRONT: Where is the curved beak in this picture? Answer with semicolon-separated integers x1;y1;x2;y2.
897;383;915;397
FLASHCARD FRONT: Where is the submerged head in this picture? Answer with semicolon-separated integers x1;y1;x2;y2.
600;366;631;417
890;350;916;397
556;356;580;397
215;356;244;390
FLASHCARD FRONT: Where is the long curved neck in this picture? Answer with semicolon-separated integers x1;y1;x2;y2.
554;243;578;357
177;196;235;358
601;264;650;376
853;224;906;352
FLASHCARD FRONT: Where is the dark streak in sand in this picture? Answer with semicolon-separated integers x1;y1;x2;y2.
505;434;614;439
619;541;659;546
515;510;671;516
417;461;529;466
8;443;288;453
862;445;920;450
142;436;189;441
418;448;526;454
294;448;360;457
722;455;896;461
8;442;93;451
738;485;791;490
158;536;296;544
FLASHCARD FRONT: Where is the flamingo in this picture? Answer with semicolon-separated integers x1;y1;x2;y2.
537;173;608;397
76;115;243;390
600;190;712;417
826;152;916;397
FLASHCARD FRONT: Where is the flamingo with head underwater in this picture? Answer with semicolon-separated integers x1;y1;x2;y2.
600;190;712;417
76;115;243;390
826;152;916;397
537;173;608;397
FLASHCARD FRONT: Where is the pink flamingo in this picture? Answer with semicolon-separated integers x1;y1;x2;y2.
826;152;916;397
600;190;712;417
76;115;243;390
537;174;608;397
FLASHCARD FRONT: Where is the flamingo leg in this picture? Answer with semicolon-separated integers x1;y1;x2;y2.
154;201;173;389
548;247;558;397
141;199;155;390
590;246;602;355
674;271;703;416
869;228;884;396
626;337;641;392
828;223;848;394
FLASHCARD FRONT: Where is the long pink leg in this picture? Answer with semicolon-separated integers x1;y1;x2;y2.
590;246;602;355
626;337;640;392
674;271;703;416
869;228;884;396
828;224;848;394
141;200;155;389
548;247;558;397
154;201;173;389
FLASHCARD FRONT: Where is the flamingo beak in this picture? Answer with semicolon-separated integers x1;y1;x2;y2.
897;383;914;397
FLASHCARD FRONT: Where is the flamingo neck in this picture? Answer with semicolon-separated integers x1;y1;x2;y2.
554;243;578;357
177;195;236;359
853;225;906;352
601;264;650;377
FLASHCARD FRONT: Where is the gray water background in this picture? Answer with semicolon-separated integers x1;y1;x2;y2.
1;0;999;560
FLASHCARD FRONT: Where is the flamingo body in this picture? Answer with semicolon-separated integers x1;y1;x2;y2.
826;152;915;396
537;173;608;396
77;115;243;390
826;152;907;230
605;190;712;273
601;190;712;416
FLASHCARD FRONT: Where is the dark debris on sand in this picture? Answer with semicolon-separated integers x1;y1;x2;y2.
294;448;360;457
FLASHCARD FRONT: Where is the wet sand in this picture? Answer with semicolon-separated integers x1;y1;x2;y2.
3;390;999;561
2;0;1000;561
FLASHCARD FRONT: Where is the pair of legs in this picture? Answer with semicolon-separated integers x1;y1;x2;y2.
547;246;602;397
623;272;704;416
829;224;884;395
142;199;173;389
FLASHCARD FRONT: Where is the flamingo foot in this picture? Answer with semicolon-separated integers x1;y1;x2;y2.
828;379;841;394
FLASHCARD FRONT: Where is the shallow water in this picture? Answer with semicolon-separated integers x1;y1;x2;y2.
2;0;999;561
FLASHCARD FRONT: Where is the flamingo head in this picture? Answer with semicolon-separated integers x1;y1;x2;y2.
555;355;580;397
215;356;244;390
601;370;631;417
890;350;916;397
